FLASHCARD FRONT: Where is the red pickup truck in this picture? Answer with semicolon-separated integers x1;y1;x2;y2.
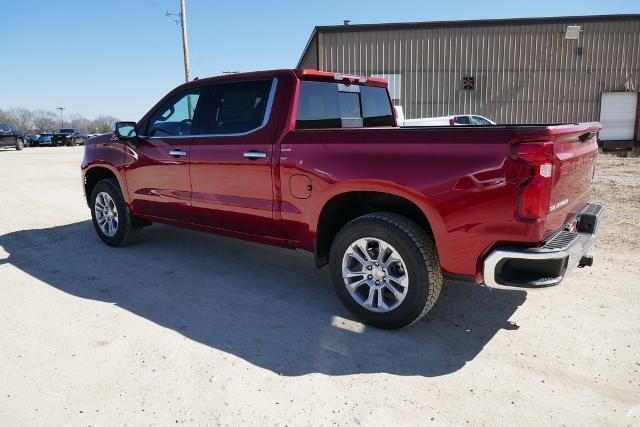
81;69;603;329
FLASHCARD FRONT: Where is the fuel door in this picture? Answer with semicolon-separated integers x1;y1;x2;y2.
289;174;312;199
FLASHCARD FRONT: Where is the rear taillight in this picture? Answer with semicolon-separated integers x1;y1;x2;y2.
512;141;555;220
449;118;456;126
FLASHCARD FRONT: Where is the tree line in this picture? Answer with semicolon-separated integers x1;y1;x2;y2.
0;108;119;134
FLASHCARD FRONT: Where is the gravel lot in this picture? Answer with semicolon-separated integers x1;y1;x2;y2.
0;146;638;425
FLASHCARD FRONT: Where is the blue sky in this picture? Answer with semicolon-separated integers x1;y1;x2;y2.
2;0;638;119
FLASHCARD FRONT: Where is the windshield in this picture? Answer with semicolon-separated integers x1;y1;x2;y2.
59;128;74;134
40;134;52;137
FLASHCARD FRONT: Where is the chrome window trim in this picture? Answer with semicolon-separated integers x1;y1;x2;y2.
140;77;278;139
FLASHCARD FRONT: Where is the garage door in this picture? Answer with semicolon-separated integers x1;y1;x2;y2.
599;92;637;141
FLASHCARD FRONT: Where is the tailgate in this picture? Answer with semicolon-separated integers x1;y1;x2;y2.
545;124;600;236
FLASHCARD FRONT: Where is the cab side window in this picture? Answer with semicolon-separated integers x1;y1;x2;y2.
148;89;205;137
208;80;273;135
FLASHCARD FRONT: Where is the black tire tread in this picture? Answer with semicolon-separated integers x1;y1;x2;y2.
332;212;443;328
355;213;442;325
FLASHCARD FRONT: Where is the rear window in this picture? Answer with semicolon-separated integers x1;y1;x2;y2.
296;81;394;129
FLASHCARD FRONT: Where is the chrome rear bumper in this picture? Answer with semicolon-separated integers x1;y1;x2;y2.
483;203;604;289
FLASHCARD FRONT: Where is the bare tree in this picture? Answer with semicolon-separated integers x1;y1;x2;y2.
1;107;119;134
0;109;12;126
88;115;119;133
68;113;90;131
9;108;34;132
32;110;58;133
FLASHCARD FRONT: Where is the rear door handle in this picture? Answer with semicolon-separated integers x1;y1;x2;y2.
169;149;187;157
243;151;267;160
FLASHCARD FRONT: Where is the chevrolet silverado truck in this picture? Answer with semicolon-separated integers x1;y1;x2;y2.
81;69;603;329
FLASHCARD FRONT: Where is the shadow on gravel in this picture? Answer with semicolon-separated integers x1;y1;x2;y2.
0;221;526;377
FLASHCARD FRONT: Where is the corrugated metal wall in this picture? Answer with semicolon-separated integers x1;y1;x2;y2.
305;19;640;123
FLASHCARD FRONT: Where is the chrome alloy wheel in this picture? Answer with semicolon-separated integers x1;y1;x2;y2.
94;192;119;237
341;237;409;313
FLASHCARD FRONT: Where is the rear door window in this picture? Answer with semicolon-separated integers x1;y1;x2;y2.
208;80;273;135
296;81;393;129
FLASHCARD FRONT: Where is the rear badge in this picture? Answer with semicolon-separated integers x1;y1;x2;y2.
549;199;569;212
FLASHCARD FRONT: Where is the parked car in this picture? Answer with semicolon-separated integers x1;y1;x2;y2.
33;133;54;147
81;69;603;329
25;134;40;146
0;123;24;150
395;109;496;127
52;128;86;146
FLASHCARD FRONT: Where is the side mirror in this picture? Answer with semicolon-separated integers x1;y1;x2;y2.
112;121;138;140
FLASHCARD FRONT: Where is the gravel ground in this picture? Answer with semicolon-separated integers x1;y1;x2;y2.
0;146;638;426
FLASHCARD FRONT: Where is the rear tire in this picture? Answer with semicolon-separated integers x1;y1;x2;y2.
90;179;141;247
329;212;443;329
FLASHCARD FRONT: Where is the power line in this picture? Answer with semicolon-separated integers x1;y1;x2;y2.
147;0;191;82
146;0;165;14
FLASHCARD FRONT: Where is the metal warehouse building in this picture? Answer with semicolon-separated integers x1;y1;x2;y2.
297;14;640;143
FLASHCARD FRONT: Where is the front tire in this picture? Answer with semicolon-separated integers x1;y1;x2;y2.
15;139;24;150
329;213;443;329
90;179;141;247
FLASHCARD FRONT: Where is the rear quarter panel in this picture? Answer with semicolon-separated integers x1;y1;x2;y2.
279;127;551;277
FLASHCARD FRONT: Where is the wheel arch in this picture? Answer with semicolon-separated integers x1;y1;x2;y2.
312;184;445;268
83;165;127;206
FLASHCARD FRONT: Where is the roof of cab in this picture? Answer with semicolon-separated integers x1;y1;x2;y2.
175;68;388;89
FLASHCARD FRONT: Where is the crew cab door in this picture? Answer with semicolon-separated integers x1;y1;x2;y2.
189;78;278;235
125;87;212;222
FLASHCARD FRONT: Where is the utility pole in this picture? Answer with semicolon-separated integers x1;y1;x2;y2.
57;107;65;128
179;0;190;82
167;1;190;83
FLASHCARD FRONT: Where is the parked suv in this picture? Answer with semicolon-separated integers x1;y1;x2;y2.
82;69;603;329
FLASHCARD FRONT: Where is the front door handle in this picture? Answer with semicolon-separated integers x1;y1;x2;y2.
169;149;187;157
243;151;267;160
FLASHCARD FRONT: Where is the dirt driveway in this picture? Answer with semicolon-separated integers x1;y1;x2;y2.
0;147;638;425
